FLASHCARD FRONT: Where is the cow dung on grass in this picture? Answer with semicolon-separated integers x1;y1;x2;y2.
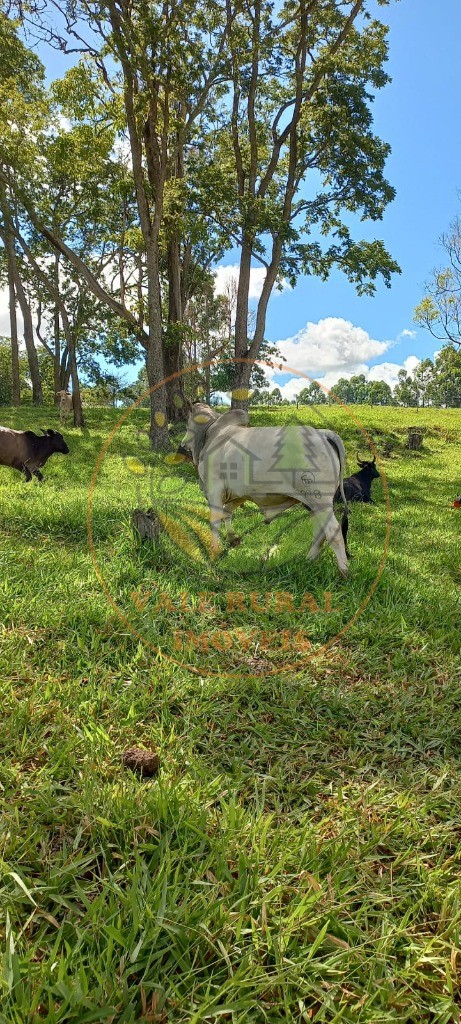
122;747;160;777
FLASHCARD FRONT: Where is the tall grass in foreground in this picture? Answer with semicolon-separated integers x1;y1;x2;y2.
0;404;460;1023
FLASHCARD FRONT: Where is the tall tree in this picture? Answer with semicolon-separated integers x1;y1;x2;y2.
415;213;461;349
0;15;48;403
197;0;399;405
428;346;461;407
0;195;20;404
394;368;417;407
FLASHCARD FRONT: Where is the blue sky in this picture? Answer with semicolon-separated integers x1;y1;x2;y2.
3;1;460;395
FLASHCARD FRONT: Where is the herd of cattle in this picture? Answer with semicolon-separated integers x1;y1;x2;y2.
0;400;385;576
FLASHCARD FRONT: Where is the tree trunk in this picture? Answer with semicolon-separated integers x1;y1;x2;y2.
8;263;21;405
59;307;84;427
232;239;282;410
165;233;187;420
146;242;169;449
231;239;253;409
0;184;21;405
13;264;43;405
69;346;84;427
164;104;189;427
53;254;61;402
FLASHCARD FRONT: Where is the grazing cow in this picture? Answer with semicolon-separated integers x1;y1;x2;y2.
56;390;73;423
179;403;350;576
335;457;380;504
0;426;69;482
453;495;461;509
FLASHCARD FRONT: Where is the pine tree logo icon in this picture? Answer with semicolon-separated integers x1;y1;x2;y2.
267;425;327;488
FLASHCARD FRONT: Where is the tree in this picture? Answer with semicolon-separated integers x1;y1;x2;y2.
427;346;461;407
368;380;393;405
0;336;30;404
393;368;418;407
415;214;461;348
199;0;399;406
5;0;400;437
298;382;327;405
329;375;372;405
0;17;48;404
412;358;434;408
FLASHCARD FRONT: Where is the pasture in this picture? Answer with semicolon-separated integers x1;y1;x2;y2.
0;403;460;1023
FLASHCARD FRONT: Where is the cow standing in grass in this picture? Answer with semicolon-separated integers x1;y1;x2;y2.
179;403;350;576
56;390;73;424
0;427;69;481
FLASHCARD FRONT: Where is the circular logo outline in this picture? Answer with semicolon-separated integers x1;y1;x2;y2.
87;358;391;677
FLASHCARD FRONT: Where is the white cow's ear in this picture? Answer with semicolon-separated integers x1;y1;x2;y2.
192;403;216;426
219;409;249;428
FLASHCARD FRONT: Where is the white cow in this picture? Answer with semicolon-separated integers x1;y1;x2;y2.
56;390;73;424
180;403;350;576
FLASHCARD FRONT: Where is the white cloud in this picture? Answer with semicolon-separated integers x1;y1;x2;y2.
397;328;417;340
275;317;389;377
261;318;426;400
57;113;72;133
255;318;426;400
0;288;11;337
214;264;290;302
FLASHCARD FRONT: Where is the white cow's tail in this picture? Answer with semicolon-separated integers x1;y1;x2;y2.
326;432;350;558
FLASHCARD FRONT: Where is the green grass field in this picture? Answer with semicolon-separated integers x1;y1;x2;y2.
0;402;460;1023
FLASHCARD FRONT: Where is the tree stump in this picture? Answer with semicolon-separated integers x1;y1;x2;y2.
406;427;424;450
381;440;393;457
131;508;162;543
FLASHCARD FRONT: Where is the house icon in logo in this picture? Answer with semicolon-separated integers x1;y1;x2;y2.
204;433;263;490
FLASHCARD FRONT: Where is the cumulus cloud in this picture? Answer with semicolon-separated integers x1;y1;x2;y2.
214;264;290;302
367;355;420;388
275;317;389;376
256;319;424;401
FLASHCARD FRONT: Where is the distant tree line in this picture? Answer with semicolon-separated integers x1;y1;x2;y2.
249;346;461;407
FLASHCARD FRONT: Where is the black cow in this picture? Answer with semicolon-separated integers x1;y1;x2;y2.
335;457;380;504
0;426;70;481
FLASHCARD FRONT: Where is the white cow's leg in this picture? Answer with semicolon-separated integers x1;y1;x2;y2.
307;507;349;577
307;509;328;561
322;510;349;578
223;505;241;547
208;496;226;558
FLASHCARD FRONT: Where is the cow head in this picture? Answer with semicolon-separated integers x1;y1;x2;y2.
357;456;380;479
41;428;70;455
179;403;218;465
